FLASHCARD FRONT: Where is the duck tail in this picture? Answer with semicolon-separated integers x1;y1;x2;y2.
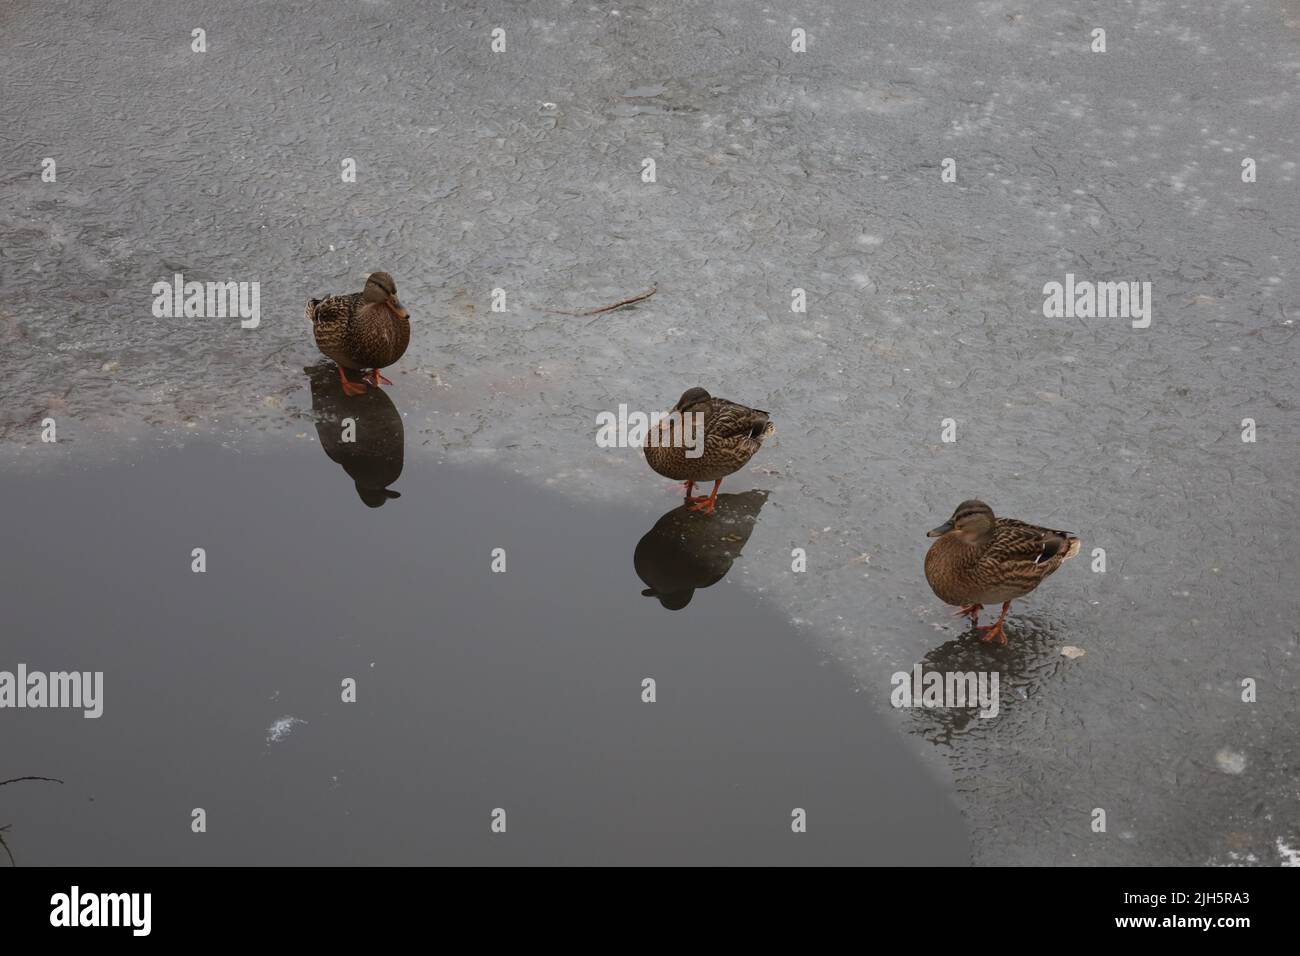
1036;531;1081;565
305;298;320;325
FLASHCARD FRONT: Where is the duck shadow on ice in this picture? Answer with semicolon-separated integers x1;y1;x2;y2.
633;490;769;610
304;363;404;507
903;614;1070;746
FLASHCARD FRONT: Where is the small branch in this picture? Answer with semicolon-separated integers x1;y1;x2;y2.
0;776;64;787
545;287;657;317
0;777;62;866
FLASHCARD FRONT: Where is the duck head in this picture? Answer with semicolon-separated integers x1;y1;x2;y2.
673;386;711;413
928;499;995;543
362;271;408;319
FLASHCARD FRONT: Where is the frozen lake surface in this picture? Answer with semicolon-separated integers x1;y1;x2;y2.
1;0;1298;864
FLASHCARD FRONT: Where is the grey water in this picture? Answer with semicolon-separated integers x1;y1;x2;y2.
2;0;1299;865
0;423;966;865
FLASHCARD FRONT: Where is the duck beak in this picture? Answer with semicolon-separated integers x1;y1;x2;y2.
927;519;955;538
388;295;408;319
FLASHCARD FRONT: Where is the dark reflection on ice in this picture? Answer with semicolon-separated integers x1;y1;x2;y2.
305;363;404;507
907;617;1064;746
634;491;769;610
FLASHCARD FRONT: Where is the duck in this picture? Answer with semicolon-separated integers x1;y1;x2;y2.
924;499;1079;644
306;271;410;396
643;387;774;514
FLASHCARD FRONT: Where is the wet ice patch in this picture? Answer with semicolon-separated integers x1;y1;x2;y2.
266;716;307;744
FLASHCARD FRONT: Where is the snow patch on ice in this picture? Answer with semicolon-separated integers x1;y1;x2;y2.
266;716;307;744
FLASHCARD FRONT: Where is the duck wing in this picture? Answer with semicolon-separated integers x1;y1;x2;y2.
307;292;361;330
990;518;1079;568
705;398;771;440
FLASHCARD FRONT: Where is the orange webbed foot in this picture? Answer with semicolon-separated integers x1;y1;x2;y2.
685;480;722;514
338;366;368;396
363;369;393;387
973;602;1012;644
678;481;712;506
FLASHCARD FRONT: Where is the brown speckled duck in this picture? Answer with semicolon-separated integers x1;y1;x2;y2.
924;499;1079;644
643;387;774;514
307;272;410;396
